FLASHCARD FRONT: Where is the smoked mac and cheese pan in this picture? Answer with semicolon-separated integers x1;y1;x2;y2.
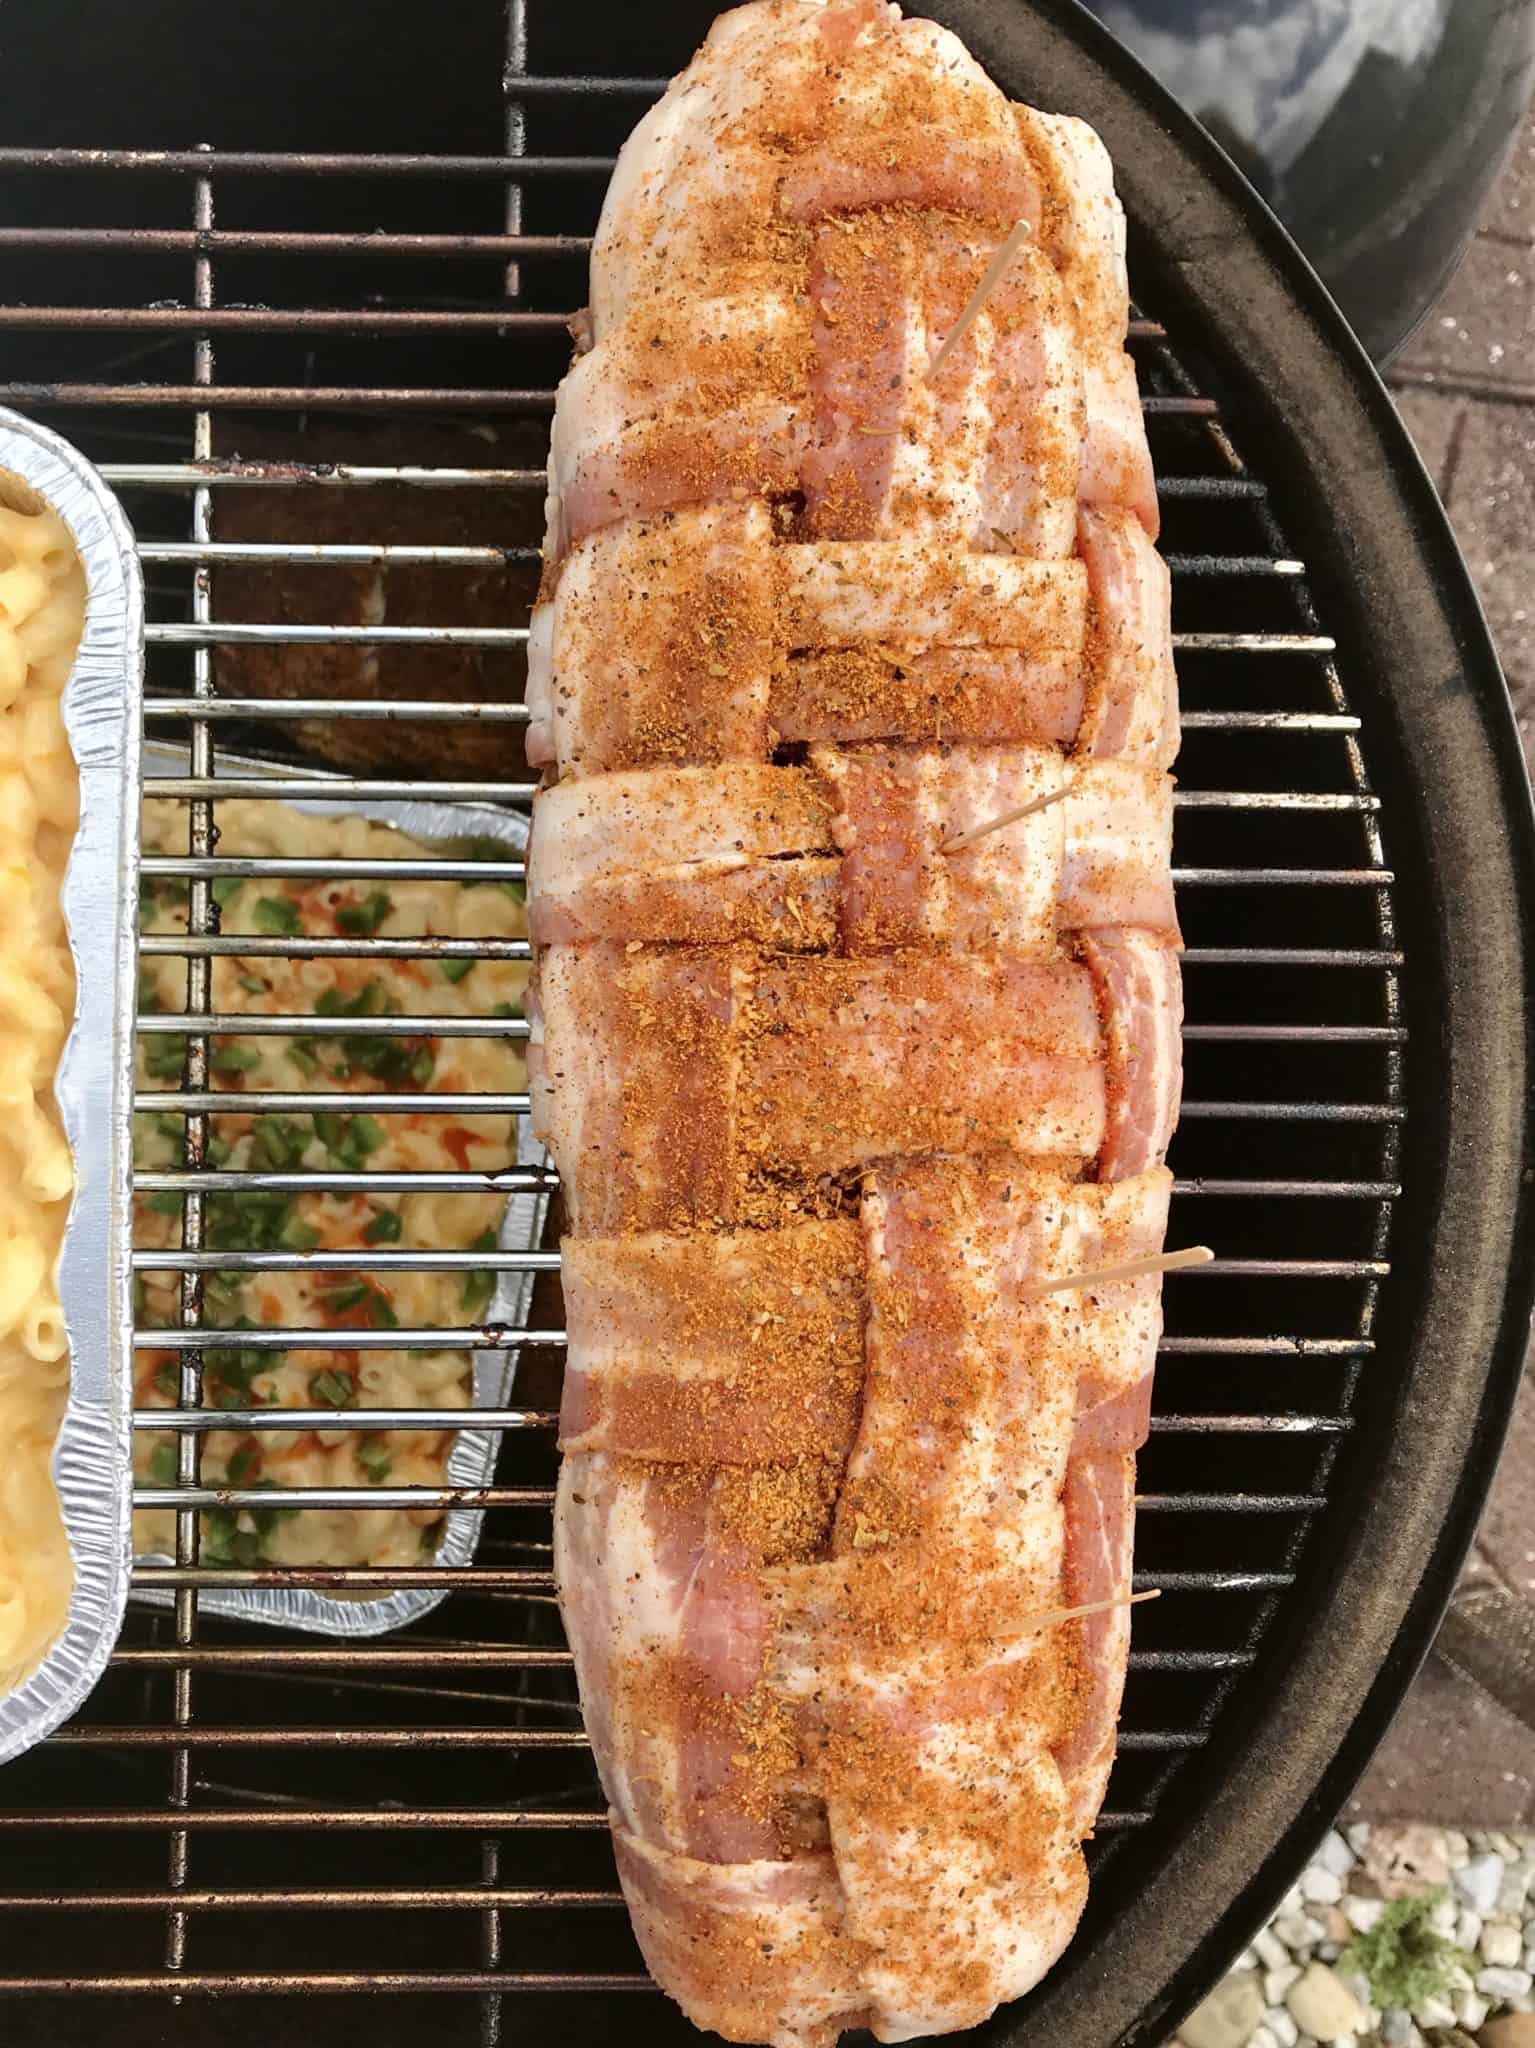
132;746;545;1637
0;407;143;1763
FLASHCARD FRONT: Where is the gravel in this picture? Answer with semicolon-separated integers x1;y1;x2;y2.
1177;1829;1535;2048
1459;1853;1509;1916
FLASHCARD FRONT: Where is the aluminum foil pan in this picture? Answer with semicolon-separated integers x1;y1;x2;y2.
135;743;546;1636
0;410;143;1763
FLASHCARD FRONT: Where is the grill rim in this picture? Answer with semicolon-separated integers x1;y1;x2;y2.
937;3;1535;2045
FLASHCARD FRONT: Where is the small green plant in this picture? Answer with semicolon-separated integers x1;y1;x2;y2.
1339;1888;1471;2012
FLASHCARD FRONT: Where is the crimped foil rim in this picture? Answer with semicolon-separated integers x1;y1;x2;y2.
133;744;544;1637
0;409;143;1764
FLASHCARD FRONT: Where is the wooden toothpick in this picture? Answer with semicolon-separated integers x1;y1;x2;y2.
1031;1246;1215;1296
997;1588;1161;1642
941;778;1075;854
926;217;1032;380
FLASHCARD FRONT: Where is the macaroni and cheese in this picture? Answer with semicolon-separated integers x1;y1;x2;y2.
0;489;88;1694
134;798;530;1572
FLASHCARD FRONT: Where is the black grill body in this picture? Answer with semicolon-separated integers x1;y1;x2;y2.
0;2;1531;2044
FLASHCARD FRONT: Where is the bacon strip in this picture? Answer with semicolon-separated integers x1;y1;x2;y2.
560;1223;865;1463
538;503;777;777
527;764;837;949
1079;505;1180;769
528;752;1174;953
1082;927;1185;1179
533;513;1179;775
744;954;1108;1177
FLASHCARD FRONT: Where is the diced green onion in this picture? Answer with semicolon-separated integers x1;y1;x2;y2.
210;1042;261;1074
357;1438;393;1482
335;890;392;936
253;895;302;936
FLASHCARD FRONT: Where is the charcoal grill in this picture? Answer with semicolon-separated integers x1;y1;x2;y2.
1;1;1532;2043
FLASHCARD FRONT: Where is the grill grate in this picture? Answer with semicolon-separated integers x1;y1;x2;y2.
0;0;1405;2033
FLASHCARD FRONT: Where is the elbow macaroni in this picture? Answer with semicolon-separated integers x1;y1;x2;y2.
0;497;88;1696
134;796;530;1576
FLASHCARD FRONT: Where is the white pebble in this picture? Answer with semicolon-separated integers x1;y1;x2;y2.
1234;1949;1260;1974
1342;1898;1384;1936
1286;1962;1366;2042
1500;1858;1533;1915
1178;1973;1264;2048
1379;2010;1416;2048
1316;1943;1341;1963
1492;1832;1522;1860
1414;1995;1456;2028
1457;1988;1491;2030
1178;1966;1260;2048
1483;1919;1526;1967
1445;1960;1475;1995
1265;1966;1302;2004
1478;1965;1535;2000
1316;1831;1357;1880
1302;1869;1343;1907
1446;1829;1471;1867
1344;1823;1371;1854
1457;1852;1507;1916
1430;1894;1459;1937
1255;1929;1291;1971
1250;2031;1279;2048
1456;1907;1484;1952
1267;2010;1299;2048
1523;1939;1535;1976
1275;1914;1323;1951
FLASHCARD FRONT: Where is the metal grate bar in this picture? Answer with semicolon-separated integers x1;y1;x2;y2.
1;382;558;409
133;1248;559;1271
143;695;531;719
136;1015;532;1039
147;622;529;645
143;855;525;881
0;1810;614;1832
1181;946;1401;965
110;1645;576;1666
1149;1414;1349;1433
139;936;534;958
4;1887;624;1911
136;1327;568;1350
145;776;526;800
0;306;574;333
0;1973;655;1995
141;541;535;563
0;227;586;254
1180;1101;1404;1122
134;1089;531;1112
1175;868;1391;886
136;1166;553;1191
109;462;547;487
1182;712;1361;730
0;145;615;173
133;1410;558;1433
